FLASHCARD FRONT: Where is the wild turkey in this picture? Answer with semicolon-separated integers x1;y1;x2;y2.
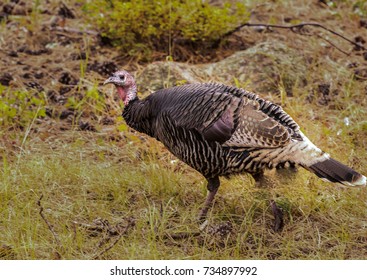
104;70;366;220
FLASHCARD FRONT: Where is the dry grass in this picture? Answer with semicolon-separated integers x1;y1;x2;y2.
1;113;366;260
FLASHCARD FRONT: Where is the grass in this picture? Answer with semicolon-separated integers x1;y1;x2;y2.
1;115;366;259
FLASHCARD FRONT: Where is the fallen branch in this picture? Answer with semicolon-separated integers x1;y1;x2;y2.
37;194;61;247
225;22;367;54
49;26;99;36
314;33;349;56
73;218;126;237
92;218;135;260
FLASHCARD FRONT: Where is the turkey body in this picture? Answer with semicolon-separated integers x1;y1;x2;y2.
103;70;365;221
122;82;363;186
124;83;296;178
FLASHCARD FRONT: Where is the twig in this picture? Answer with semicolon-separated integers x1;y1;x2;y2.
92;218;135;260
96;232;111;249
165;231;201;240
71;222;77;244
74;218;123;237
37;194;61;247
315;33;350;56
49;26;99;36
224;22;366;54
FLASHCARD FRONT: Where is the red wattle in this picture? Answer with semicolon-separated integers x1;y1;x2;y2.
117;86;127;102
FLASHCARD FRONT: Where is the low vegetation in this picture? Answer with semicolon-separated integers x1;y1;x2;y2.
0;85;46;129
84;0;248;60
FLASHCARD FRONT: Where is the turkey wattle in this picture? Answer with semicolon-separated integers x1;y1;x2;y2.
104;70;366;220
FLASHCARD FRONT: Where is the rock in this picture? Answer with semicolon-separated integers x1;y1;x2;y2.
138;42;308;96
138;61;201;94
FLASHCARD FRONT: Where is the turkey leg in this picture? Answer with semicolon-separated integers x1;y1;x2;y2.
252;171;285;232
198;177;220;221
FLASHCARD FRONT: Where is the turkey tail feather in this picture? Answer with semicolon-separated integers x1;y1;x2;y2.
307;158;366;187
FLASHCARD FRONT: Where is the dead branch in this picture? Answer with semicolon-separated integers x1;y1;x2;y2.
92;218;135;260
315;33;350;56
224;22;367;54
49;26;99;36
37;194;61;247
73;218;122;237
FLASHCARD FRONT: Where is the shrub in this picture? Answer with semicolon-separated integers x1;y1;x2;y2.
0;85;46;129
84;0;249;60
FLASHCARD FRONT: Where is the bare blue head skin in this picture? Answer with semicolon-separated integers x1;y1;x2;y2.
104;70;137;105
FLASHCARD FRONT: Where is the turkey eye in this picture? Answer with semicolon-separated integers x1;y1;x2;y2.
119;75;125;81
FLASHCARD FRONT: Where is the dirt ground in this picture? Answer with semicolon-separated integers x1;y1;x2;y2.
1;1;366;132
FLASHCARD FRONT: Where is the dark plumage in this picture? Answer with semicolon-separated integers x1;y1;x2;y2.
104;70;366;220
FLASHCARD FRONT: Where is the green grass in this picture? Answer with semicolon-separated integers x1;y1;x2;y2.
1;119;366;259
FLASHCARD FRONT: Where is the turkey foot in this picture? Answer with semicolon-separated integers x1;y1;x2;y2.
270;200;284;232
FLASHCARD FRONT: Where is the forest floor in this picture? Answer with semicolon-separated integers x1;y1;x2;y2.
0;0;367;260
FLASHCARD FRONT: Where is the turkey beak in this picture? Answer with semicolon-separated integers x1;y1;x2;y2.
103;77;114;86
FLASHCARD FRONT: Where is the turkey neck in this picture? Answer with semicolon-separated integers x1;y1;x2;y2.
122;96;156;138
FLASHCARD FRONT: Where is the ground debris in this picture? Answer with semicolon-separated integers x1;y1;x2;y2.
354;68;367;81
73;217;127;237
71;217;135;259
37;194;62;248
59;72;78;85
206;221;233;237
58;2;75;19
0;244;15;259
164;231;201;240
89;61;119;77
0;73;13;86
79;121;97;132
